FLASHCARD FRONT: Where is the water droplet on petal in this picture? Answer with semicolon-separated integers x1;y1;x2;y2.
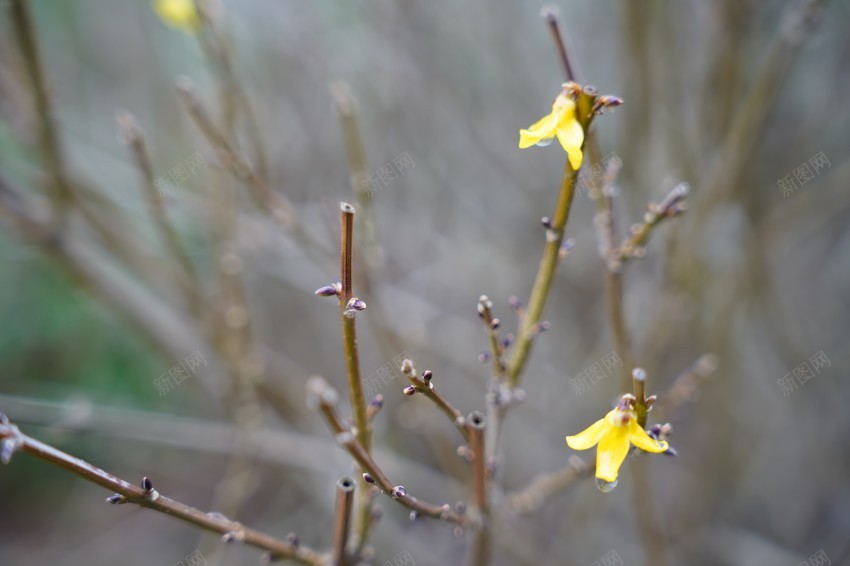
596;477;618;493
536;138;554;147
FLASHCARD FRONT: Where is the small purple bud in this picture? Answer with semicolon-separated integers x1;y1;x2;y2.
536;321;551;332
490;318;501;330
348;297;367;311
141;477;153;491
371;394;384;408
422;370;433;382
105;494;125;504
314;284;339;297
508;296;523;311
403;386;416;396
363;473;375;484
541;216;553;229
391;486;407;498
478;352;490;363
286;533;299;547
501;333;515;349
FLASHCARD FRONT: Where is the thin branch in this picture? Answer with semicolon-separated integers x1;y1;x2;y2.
330;81;407;370
542;9;635;388
400;359;469;443
196;3;269;181
307;377;469;527
541;6;578;82
332;477;355;566
506;456;593;515
0;416;324;565
476;295;506;382
506;86;599;386
115;111;202;317
8;0;76;218
467;412;490;566
617;183;689;263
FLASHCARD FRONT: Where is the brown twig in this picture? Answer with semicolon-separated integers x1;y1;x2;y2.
334;202;373;554
307;377;469;526
175;78;330;256
115;110;202;316
0;415;324;565
330;81;407;372
477;295;507;382
336;202;370;451
467;412;490;566
617;183;689;263
541;6;578;82
195;4;270;181
8;0;76;218
400;359;470;442
332;477;355;566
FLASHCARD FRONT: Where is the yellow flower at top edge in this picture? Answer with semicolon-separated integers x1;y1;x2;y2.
566;395;668;488
519;85;585;170
154;0;200;32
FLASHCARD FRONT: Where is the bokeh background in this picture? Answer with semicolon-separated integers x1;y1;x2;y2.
1;1;849;565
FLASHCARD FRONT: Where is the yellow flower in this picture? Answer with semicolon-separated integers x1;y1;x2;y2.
566;395;668;486
154;0;200;32
519;86;585;170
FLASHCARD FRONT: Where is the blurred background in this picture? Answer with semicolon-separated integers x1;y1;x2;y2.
1;1;848;565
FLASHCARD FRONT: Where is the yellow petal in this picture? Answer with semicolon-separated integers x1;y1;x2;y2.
518;109;561;148
556;118;584;170
595;421;631;483
154;0;200;31
565;418;607;451
628;420;669;453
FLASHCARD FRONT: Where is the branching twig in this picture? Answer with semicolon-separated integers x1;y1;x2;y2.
400;359;469;443
0;415;324;565
307;377;469;527
617;183;689;263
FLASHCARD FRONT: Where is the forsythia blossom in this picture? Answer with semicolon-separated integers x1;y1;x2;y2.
518;85;585;170
154;0;200;32
566;395;668;484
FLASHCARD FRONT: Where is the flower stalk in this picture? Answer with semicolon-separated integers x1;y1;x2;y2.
507;86;598;387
